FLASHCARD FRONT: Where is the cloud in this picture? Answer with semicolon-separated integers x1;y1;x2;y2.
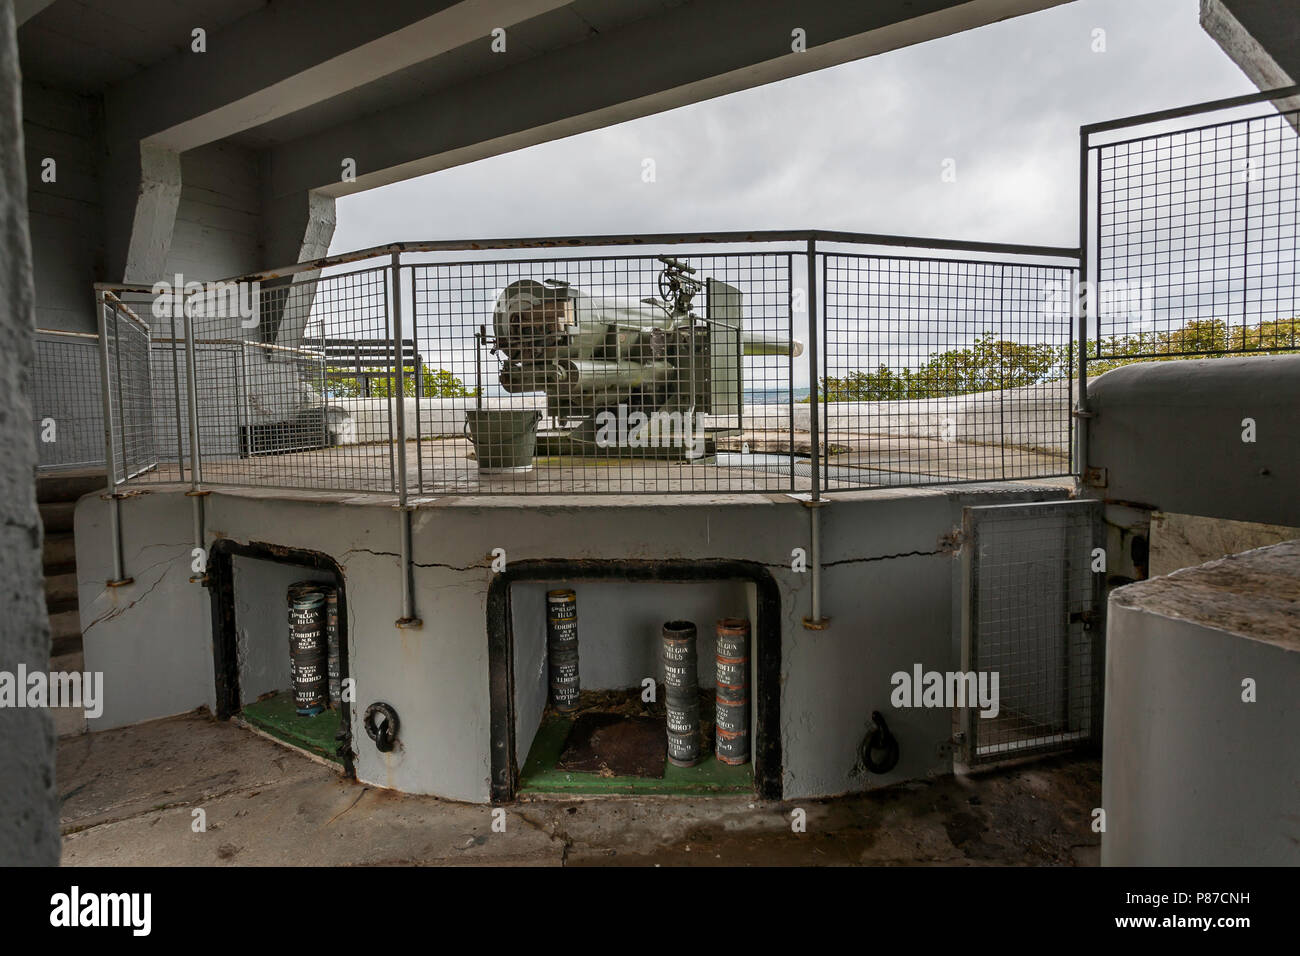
333;0;1254;253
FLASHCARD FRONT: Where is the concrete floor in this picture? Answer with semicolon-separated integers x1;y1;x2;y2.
59;711;1101;866
123;432;1066;496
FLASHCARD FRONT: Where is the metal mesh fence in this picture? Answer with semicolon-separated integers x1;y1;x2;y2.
30;330;104;471
177;268;393;493
94;238;1081;497
963;500;1103;765
821;253;1075;489
101;296;158;484
410;253;799;494
1093;103;1300;360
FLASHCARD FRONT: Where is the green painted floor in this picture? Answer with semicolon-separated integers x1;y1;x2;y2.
241;692;342;765
518;714;754;796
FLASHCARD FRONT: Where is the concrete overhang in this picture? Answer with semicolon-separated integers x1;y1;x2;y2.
1201;0;1299;90
19;0;1074;198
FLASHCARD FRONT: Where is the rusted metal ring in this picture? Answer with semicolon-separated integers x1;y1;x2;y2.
862;710;899;775
363;702;400;752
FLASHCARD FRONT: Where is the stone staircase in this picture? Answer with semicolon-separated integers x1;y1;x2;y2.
37;469;105;737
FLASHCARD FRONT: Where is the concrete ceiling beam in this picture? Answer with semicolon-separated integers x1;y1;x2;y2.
105;0;572;152
104;144;182;285
15;0;56;26
262;0;1072;200
1201;0;1296;89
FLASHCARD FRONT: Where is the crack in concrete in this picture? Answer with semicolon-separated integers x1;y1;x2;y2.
60;773;293;836
823;549;944;567
512;807;574;863
339;548;940;574
338;547;485;572
82;561;174;635
326;786;370;825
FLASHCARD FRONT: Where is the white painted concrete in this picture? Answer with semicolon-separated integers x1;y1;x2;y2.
1101;539;1300;865
73;480;1064;803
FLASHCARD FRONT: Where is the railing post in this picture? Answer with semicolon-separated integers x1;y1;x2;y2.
804;237;828;629
182;289;209;583
1075;131;1092;482
392;254;421;629
96;291;132;587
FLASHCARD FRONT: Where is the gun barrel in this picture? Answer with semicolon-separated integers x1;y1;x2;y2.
741;330;804;358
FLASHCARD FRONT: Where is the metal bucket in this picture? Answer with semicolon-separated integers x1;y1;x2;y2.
662;621;700;766
546;589;580;712
465;408;541;473
667;729;701;767
715;727;750;765
287;585;327;716
714;619;751;765
715;618;750;660
666;702;700;735
715;695;749;734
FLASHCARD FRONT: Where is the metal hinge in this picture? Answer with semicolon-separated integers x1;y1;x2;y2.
1070;609;1101;630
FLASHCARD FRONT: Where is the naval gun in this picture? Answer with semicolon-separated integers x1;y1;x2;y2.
482;257;803;459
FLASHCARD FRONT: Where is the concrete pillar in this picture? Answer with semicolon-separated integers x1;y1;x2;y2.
0;0;61;866
232;189;338;428
262;189;336;350
1101;540;1300;865
103;142;181;285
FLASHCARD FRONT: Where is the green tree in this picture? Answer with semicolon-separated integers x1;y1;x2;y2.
821;333;1066;400
819;318;1299;400
326;363;477;398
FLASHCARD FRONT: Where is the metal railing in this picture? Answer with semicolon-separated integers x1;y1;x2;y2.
1081;84;1300;367
30;329;104;471
91;230;1080;503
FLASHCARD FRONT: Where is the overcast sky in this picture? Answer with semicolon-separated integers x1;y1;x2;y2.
331;0;1255;253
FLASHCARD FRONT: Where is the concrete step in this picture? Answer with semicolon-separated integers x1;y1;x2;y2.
42;532;76;575
50;609;82;658
39;499;76;534
44;571;79;614
49;650;87;738
36;470;106;505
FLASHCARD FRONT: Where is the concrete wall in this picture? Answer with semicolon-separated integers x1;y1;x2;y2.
75;490;215;728
510;579;752;760
1102;540;1300;865
1148;511;1300;577
0;0;60;865
23;80;101;333
234;556;335;706
73;479;1065;804
336;377;1074;453
164;142;263;282
1087;355;1300;528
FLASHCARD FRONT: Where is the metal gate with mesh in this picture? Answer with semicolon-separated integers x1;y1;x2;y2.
960;499;1104;765
100;294;158;483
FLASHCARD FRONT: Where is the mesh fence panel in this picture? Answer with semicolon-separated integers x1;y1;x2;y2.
963;501;1103;765
97;242;1082;496
410;253;799;494
101;296;157;484
821;254;1075;489
181;269;393;493
30;331;103;471
1095;105;1300;358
